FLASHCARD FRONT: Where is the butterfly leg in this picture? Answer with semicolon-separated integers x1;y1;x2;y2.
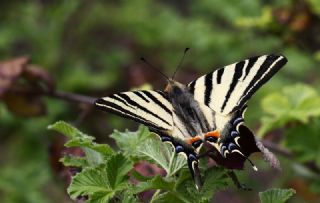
227;170;252;191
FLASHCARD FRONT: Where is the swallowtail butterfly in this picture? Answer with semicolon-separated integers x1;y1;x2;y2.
95;54;287;189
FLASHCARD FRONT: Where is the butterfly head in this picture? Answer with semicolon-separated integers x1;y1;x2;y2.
164;79;186;94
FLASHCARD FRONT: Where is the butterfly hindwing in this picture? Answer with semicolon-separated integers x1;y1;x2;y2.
188;54;287;115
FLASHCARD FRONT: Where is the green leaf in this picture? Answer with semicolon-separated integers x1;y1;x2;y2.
68;153;134;203
152;192;186;203
200;167;229;200
173;167;229;203
48;121;83;138
121;192;141;203
112;125;186;176
68;165;115;202
106;153;134;189
136;135;186;176
110;125;151;155
48;121;114;161
259;84;320;135
285;118;320;166
59;155;87;167
133;175;175;194
259;188;296;203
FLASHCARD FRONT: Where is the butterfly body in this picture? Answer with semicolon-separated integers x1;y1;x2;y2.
165;80;212;141
95;54;287;189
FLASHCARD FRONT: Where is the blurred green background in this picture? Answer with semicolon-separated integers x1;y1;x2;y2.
1;0;320;202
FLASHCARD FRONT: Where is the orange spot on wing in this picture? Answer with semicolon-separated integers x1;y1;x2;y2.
186;135;201;145
205;131;220;139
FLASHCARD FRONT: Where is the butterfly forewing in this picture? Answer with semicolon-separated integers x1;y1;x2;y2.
95;90;174;133
188;54;287;115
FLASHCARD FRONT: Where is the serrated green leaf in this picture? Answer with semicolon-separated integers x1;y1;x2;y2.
131;170;155;182
106;153;134;189
110;125;151;155
112;125;186;176
48;121;87;139
136;135;186;176
200;167;229;200
259;188;296;203
121;193;141;203
84;148;104;167
68;165;113;201
59;155;87;167
48;121;114;160
173;167;228;203
68;153;134;203
133;175;175;194
88;191;116;203
152;192;185;203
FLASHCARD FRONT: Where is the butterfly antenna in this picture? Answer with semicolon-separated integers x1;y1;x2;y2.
172;47;190;80
140;57;169;81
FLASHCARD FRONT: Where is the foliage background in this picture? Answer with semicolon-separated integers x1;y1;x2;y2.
0;0;320;202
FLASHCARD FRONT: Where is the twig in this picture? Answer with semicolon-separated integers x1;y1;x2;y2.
261;140;293;158
47;90;96;105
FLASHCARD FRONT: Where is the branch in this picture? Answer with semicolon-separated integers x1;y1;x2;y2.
11;86;320;173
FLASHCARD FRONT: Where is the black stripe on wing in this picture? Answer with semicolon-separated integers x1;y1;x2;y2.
234;55;287;112
243;56;259;81
133;91;149;102
204;72;213;106
142;90;172;115
95;98;166;131
116;93;171;126
221;60;245;112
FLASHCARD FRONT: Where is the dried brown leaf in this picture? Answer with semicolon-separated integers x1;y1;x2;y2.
3;88;46;117
23;64;55;91
0;56;29;96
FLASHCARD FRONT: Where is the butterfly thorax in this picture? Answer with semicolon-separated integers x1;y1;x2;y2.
164;80;212;139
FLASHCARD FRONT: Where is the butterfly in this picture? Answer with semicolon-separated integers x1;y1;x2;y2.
95;53;287;189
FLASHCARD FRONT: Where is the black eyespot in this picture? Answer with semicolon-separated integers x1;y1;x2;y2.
206;136;218;143
233;117;244;126
231;131;239;138
228;143;237;151
161;136;172;142
192;140;203;148
188;153;197;161
175;145;184;153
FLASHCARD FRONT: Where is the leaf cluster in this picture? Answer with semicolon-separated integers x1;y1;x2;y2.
48;122;230;202
48;121;295;203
